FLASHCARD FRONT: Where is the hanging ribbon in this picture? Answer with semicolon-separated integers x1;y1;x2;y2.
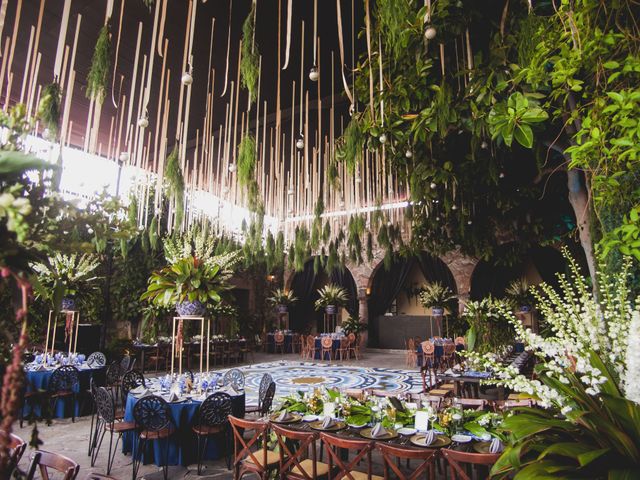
336;0;353;105
52;0;71;81
364;0;374;117
312;0;318;66
221;0;233;97
378;34;384;127
282;0;292;69
157;0;167;57
111;0;125;107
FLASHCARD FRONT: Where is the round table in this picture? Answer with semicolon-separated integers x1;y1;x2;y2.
23;363;105;418
122;387;245;467
267;333;293;353
314;337;343;360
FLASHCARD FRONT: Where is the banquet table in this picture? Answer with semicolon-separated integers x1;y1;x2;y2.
122;384;245;467
23;362;105;418
416;342;464;367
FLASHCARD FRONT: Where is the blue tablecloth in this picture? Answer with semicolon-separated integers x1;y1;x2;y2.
23;365;104;418
266;333;293;353
515;342;525;353
416;343;464;367
314;338;342;360
122;391;245;467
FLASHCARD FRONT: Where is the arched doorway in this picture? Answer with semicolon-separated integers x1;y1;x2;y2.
288;258;358;334
367;252;456;348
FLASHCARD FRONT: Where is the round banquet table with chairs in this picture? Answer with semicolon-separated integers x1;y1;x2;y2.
266;331;294;353
121;381;245;467
23;356;105;419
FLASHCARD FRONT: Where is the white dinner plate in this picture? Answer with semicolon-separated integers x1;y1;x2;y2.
397;427;417;436
302;414;318;422
451;434;472;443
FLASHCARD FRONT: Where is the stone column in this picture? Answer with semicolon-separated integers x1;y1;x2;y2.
357;287;369;347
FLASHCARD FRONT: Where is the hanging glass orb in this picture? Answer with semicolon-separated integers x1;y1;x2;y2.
405;150;413;159
181;71;193;86
379;133;387;144
430;182;437;189
355;175;362;184
309;66;319;81
499;172;505;178
137;116;149;128
467;220;472;225
296;137;304;150
287;188;294;196
424;26;437;40
481;141;489;149
222;186;229;194
228;163;237;173
451;204;457;211
119;152;129;162
349;103;355;116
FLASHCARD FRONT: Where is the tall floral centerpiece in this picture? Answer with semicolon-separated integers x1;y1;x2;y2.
32;253;101;311
314;283;349;315
462;296;514;354
466;253;640;478
419;282;456;316
267;288;298;314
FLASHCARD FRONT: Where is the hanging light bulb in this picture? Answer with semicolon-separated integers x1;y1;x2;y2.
467;220;472;225
405;150;413;159
379;133;387;144
119;152;130;162
287;188;294;196
228;163;237;173
137;116;149;128
499;172;505;179
430;182;437;189
181;69;193;86
339;199;345;208
481;141;489;149
296;137;304;150
355;175;362;184
309;66;319;81
222;186;229;194
348;103;355;116
424;25;437;40
451;204;457;211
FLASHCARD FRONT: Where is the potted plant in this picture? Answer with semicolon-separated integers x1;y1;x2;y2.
32;253;101;311
314;283;348;314
505;277;533;312
341;315;368;335
141;256;230;316
267;288;298;313
419;282;456;316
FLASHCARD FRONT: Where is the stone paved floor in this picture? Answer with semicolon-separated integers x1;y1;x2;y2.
13;349;413;479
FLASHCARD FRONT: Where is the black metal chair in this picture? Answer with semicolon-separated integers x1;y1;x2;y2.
87;377;100;457
86;351;107;368
48;365;80;422
120;355;133;373
91;387;136;474
132;395;175;480
245;373;272;414
192;392;232;474
120;369;146;406
222;368;245;390
105;361;122;401
259;382;276;416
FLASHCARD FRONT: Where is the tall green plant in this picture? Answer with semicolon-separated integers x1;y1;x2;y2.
37;83;62;139
164;146;184;228
240;1;260;105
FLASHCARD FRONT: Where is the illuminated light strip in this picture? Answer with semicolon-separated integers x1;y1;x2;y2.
284;199;409;223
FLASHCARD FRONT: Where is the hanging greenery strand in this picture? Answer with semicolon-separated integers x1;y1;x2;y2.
86;20;111;103
336;114;364;174
37;82;62;139
375;0;413;64
165;146;185;229
240;1;260;105
237;134;257;188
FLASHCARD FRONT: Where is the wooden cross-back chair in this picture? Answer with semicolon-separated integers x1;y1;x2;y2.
26;450;80;480
271;424;329;479
320;433;383;480
8;433;27;471
229;415;278;480
441;448;501;480
377;442;438;480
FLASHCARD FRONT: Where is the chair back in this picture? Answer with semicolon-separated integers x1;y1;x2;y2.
453;398;488;411
133;395;172;432
257;373;273;407
228;415;271;475
196;392;232;427
223;368;245;390
443;342;456;355
26;450;79;480
260;382;276;415
274;332;285;344
119;355;132;372
406;338;415;350
272;424;320;480
306;336;315;349
441;448;501;480
340;337;349;349
347;333;356;345
86;351;106;368
421;341;435;355
377;442;437;480
121;369;145;398
321;433;375;480
49;365;79;392
8;432;27;468
454;336;466;347
105;361;121;386
321;337;333;349
420;394;442;410
95;387;118;424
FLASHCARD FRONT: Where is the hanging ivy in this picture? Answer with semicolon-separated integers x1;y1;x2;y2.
86;21;111;103
366;231;374;262
322;221;331;243
164;146;185;228
240;1;260;105
37;82;62;139
275;231;285;271
149;216;159;251
336;115;364;174
293;226;309;272
265;230;276;273
142;0;155;9
237;135;257;188
375;0;415;64
327;241;338;274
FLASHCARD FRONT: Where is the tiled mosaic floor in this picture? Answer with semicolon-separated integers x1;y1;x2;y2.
233;360;424;402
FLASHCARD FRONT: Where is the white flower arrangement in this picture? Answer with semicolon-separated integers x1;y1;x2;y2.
465;250;640;409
